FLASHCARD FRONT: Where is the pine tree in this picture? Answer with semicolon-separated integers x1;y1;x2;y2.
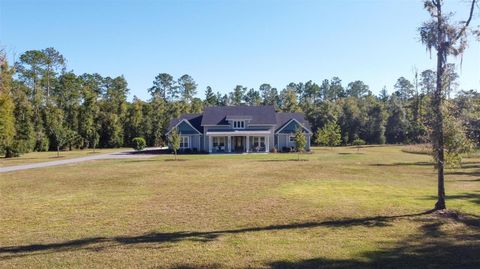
11;81;34;155
204;86;217;106
0;54;16;157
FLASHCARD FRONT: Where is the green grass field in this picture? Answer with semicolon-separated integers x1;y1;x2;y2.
0;148;128;167
1;146;479;268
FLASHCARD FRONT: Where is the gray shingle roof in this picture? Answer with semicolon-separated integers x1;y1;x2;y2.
167;107;311;135
201;105;277;126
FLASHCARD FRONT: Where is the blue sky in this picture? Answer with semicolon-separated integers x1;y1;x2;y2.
1;0;479;100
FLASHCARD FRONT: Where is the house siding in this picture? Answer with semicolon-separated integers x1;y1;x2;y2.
276;133;311;151
277;120;309;134
177;121;200;135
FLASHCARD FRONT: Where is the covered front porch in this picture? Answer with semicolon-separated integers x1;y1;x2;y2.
206;130;271;153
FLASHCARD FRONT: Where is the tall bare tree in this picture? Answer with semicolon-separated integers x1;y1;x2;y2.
418;0;478;210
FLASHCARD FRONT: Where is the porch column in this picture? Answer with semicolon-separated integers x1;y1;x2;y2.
208;136;212;153
228;136;231;153
198;136;201;151
246;136;249;153
265;135;269;152
307;135;311;150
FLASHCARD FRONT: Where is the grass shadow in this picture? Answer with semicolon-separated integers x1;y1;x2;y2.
446;170;480;177
268;214;480;269
0;211;435;260
456;178;480;182
422;192;480;206
371;161;433;167
257;159;309;162
122;159;162;163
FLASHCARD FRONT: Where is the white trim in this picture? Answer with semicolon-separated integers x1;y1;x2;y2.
198;135;201;151
180;136;190;149
208;136;213;153
228;135;232;152
266;135;270;152
232;120;246;129
275;118;313;134
206;130;271;136
166;119;202;135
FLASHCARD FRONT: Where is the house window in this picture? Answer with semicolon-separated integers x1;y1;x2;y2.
251;136;266;152
180;136;190;149
212;137;225;147
212;137;225;152
289;135;295;142
252;136;265;147
233;120;245;129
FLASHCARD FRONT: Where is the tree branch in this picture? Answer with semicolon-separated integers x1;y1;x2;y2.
454;0;477;42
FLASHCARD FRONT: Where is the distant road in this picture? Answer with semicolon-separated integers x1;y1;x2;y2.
0;148;162;173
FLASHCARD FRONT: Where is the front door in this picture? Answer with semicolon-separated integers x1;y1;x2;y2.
233;136;244;152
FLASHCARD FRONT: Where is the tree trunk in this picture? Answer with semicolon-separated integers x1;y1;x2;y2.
433;48;446;210
57;145;60;157
46;68;50;103
433;4;447;210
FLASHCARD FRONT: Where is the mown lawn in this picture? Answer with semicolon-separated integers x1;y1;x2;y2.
0;146;479;268
0;148;129;167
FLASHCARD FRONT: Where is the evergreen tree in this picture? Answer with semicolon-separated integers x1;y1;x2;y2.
315;121;341;147
56;72;81;137
124;96;144;146
230;85;247;105
190;98;204;113
11;81;35;155
98;76;128;147
394;77;414;101
365;102;387;144
379;86;389;103
419;0;478;210
294;128;307;160
346;80;370;98
259;83;279;107
385;95;409;143
244;88;261;106
279;86;300;112
177;74;197;103
204;86;217;106
0;54;16;157
329;77;345;100
149;73;176;100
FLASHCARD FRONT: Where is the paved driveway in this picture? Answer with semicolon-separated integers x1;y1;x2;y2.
0;148;161;173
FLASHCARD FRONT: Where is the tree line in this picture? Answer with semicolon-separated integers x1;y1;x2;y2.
0;48;478;158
